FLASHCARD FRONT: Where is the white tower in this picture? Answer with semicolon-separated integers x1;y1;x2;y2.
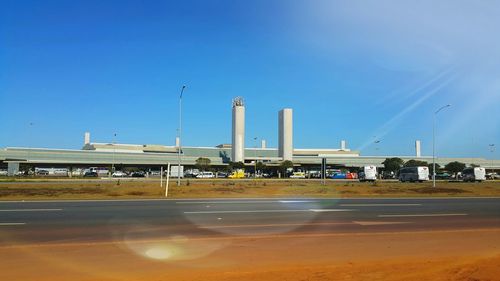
415;140;421;157
84;132;90;145
278;108;293;161
232;97;245;162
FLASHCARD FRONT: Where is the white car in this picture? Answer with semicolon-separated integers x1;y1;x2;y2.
196;172;215;178
112;171;127;177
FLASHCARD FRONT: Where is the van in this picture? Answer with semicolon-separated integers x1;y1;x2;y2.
359;166;377;182
399;166;429;182
462;167;486;182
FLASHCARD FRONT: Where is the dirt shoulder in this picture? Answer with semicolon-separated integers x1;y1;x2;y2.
0;180;499;200
1;229;499;281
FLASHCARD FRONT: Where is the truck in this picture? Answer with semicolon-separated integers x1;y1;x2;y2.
462;167;486;182
170;165;184;178
359;166;377;182
399;166;429;182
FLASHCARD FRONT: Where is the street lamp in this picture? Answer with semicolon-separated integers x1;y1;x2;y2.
433;104;451;187
111;133;117;176
177;85;186;186
489;144;495;172
254;137;258;178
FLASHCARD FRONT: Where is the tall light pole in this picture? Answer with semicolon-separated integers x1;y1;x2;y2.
254;137;258;178
111;133;117;175
489;144;495;172
177;85;186;186
433;104;451;187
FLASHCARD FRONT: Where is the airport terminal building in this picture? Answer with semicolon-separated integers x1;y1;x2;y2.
1;98;499;175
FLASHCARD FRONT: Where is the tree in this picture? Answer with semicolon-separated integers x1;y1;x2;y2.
428;163;441;175
470;163;480;168
195;157;211;171
404;159;428;167
280;160;294;177
255;161;266;173
228;161;245;171
382;158;404;173
444;161;466;178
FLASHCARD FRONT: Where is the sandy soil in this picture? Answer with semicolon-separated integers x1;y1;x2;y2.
1;229;499;281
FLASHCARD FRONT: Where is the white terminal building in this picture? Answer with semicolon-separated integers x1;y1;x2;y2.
1;97;499;174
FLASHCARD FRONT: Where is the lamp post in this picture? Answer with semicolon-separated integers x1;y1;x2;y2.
489;144;495;173
433;104;451;187
254;137;258;178
177;85;186;186
111;133;116;176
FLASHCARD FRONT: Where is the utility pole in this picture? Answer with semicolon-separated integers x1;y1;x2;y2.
111;132;116;176
177;85;186;186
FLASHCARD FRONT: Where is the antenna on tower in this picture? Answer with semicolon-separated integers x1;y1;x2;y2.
232;97;244;107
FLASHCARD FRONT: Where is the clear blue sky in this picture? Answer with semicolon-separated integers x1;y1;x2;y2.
1;0;499;158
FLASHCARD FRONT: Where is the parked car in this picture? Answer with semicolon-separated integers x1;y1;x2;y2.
83;171;98;177
330;173;346;179
290;172;306;179
487;173;500;180
435;172;452;180
216;172;228;178
112;171;127;177
131;172;145;178
196;171;215;178
37;170;49;176
0;170;8;176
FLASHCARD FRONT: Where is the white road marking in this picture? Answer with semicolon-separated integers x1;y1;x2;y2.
184;209;355;214
353;221;411;226
378;213;467;218
340;204;421;207
185;209;309;214
0;222;26;226
199;222;353;229
177;200;317;204
279;200;318;203
309;209;357;212
0;209;62;212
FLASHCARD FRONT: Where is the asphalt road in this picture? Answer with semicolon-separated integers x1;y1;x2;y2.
0;197;499;246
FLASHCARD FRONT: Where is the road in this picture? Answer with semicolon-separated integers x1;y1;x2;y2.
0;197;499;246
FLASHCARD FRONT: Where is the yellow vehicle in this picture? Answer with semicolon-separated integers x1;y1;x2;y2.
228;169;245;179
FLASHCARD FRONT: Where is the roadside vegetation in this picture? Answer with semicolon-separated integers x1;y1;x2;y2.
0;179;499;200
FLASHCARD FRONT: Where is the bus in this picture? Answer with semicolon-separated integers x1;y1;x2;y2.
399;166;429;182
359;166;377;182
461;167;486;182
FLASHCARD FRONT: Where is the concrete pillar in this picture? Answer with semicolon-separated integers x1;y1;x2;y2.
278;108;293;161
232;97;245;162
175;137;180;147
261;139;266;149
